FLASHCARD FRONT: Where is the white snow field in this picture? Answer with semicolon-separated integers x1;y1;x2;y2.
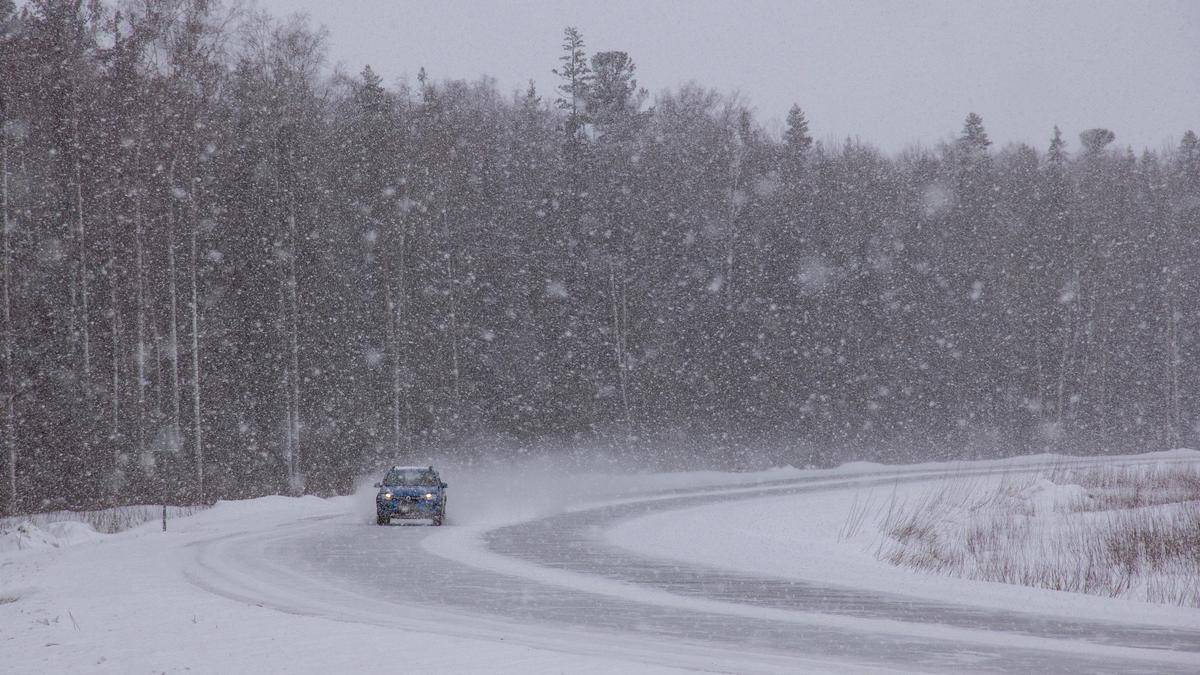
2;452;1199;674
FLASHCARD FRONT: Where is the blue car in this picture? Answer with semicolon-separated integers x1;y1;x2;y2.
375;466;447;526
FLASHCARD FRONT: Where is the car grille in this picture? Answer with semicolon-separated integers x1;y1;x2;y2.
381;493;435;505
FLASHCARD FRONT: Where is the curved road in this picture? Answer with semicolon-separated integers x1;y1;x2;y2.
188;464;1200;674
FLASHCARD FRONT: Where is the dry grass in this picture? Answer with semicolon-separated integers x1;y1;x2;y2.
1049;463;1200;511
869;461;1200;607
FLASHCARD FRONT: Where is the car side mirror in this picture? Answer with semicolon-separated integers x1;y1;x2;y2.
441;482;448;488
373;482;381;488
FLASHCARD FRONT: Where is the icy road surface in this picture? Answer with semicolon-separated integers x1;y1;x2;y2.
182;457;1200;674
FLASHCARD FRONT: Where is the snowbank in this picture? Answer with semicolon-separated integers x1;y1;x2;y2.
0;520;106;554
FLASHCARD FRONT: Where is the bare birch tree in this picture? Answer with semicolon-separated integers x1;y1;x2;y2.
188;176;204;500
1;81;15;515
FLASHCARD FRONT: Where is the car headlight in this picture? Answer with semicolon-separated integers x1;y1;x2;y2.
424;493;434;500
381;492;393;500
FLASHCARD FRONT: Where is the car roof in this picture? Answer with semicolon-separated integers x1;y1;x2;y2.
390;465;436;471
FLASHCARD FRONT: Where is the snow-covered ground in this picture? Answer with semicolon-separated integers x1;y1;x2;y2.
607;451;1200;628
2;451;1198;674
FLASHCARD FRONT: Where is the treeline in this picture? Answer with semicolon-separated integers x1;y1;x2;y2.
1;1;1197;513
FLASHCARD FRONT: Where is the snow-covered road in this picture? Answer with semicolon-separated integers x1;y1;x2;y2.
4;453;1199;674
188;459;1199;674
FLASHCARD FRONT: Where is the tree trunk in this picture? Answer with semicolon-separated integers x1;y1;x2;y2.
385;264;398;451
1094;285;1108;441
134;180;146;460
152;320;164;420
725;180;741;314
1055;272;1079;428
608;260;631;435
168;207;181;433
107;197;120;451
279;282;294;488
189;180;204;502
442;211;461;416
1165;286;1180;447
286;191;301;491
397;232;413;450
386;232;409;453
1033;343;1046;418
71;96;91;379
2;96;16;515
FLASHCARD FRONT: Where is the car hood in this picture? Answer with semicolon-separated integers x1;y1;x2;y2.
378;486;440;497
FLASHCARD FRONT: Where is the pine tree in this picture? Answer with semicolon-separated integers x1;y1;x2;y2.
552;26;591;140
782;104;813;179
1047;125;1067;166
958;112;991;153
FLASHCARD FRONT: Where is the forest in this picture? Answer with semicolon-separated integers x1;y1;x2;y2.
1;0;1197;514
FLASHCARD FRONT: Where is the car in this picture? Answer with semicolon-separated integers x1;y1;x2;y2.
375;465;448;526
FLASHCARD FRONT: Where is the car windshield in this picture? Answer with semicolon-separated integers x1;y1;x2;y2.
383;469;438;486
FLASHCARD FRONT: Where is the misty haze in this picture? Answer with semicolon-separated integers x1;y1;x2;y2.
1;1;1198;673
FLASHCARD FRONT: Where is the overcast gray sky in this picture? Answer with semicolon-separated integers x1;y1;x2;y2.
254;0;1199;154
